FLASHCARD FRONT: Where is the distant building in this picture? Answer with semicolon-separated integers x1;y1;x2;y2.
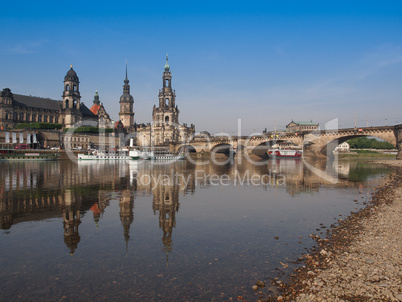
90;90;113;128
334;141;350;152
286;120;319;132
0;65;97;130
1;57;196;149
119;64;135;131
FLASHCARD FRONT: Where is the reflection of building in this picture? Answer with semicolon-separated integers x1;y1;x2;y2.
286;120;319;132
62;190;81;255
153;182;180;256
119;189;134;249
136;55;195;146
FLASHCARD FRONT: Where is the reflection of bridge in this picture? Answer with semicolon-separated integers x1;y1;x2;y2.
173;125;402;159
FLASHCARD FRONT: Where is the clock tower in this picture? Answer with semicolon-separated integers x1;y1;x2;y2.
119;63;134;130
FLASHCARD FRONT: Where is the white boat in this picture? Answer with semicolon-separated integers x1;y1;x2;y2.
267;149;303;158
150;148;186;161
129;148;154;160
78;150;131;160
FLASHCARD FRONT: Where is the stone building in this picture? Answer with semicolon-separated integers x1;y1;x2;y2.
286;120;319;132
334;141;350;152
119;64;135;131
135;55;195;146
90;90;113;128
1;58;195;149
0;65;97;130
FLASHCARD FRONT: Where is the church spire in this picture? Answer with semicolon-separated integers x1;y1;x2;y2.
125;59;128;81
164;53;170;71
123;60;130;94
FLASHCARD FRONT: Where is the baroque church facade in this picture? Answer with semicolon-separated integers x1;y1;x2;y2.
0;56;195;148
135;55;195;146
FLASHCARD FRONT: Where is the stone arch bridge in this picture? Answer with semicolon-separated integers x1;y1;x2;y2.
171;125;402;159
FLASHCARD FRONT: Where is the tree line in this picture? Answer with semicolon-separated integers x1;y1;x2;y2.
348;137;395;149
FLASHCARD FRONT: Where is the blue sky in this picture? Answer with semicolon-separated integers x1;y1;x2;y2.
1;1;402;134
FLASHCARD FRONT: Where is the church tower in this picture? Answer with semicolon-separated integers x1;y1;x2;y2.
119;63;134;130
62;65;81;128
152;54;180;144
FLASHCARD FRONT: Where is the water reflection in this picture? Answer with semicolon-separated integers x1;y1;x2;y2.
0;159;389;250
0;158;391;301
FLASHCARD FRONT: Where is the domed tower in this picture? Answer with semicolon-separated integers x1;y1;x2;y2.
119;63;134;130
152;54;180;145
62;65;81;127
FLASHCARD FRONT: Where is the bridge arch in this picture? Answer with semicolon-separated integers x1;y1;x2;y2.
176;144;197;153
316;134;396;157
210;143;235;154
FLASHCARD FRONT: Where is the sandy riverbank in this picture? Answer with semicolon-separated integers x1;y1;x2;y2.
263;160;402;301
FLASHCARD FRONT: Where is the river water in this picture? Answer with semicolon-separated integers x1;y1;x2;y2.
0;157;391;301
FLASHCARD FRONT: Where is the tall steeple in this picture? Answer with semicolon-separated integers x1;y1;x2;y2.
123;60;130;95
119;61;134;129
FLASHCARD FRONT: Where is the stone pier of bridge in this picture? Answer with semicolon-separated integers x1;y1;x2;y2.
395;124;402;160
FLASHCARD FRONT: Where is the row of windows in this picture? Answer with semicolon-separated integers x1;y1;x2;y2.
63;137;88;142
0;98;12;105
300;126;317;130
7;112;59;123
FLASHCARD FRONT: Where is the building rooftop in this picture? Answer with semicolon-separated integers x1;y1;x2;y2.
13;94;61;111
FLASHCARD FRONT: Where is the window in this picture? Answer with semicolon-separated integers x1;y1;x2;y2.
49;116;53;123
165;116;169;124
26;113;30;121
38;114;42;122
66;84;69;91
165;98;169;107
13;112;17;120
32;114;36;122
55;116;58;123
165;79;169;87
19;113;24;121
73;85;77;92
44;115;48;123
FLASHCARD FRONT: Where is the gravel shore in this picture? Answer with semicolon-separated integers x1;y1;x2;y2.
264;160;402;302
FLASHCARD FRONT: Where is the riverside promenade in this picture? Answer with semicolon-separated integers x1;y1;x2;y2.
267;160;402;302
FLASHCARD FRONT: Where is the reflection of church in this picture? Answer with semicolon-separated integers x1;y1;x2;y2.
62;190;81;255
119;190;134;250
152;181;180;257
0;160;199;257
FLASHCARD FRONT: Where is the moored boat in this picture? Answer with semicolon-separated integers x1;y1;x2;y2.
129;148;154;160
267;149;302;158
0;149;59;161
151;148;185;161
78;149;131;160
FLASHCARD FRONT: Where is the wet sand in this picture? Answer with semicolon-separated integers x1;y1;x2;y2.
263;160;402;301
